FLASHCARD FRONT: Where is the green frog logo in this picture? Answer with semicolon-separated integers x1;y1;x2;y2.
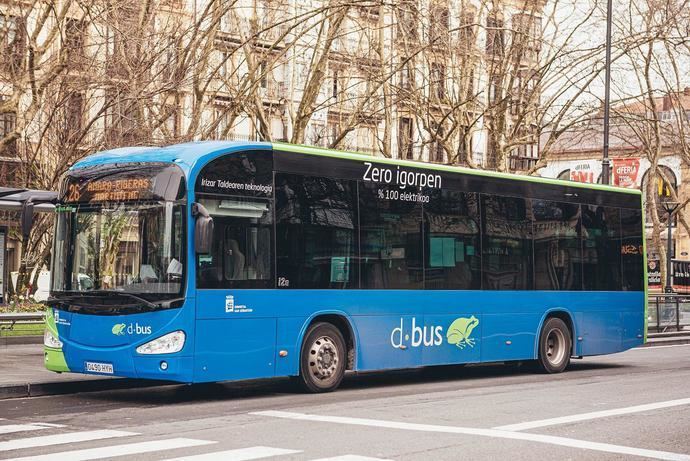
112;323;126;336
446;316;479;349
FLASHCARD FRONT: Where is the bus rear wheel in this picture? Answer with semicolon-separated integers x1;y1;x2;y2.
299;322;346;393
537;317;571;373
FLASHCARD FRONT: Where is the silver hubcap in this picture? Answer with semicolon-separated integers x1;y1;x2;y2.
545;328;566;366
308;336;339;382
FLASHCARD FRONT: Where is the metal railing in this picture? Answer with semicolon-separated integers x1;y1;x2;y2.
648;294;690;332
0;312;45;337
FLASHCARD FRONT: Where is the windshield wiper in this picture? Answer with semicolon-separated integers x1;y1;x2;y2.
48;291;157;308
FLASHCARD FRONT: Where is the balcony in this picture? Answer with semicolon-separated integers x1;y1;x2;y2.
217;17;288;49
258;80;287;103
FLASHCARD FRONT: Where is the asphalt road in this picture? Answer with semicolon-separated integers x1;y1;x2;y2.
0;344;689;461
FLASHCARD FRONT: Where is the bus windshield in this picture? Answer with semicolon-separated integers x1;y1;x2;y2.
51;201;185;300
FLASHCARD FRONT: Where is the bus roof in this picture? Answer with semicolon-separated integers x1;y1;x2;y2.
71;140;641;196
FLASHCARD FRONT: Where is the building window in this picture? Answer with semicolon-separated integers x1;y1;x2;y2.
0;103;17;157
400;60;412;91
398;117;413;159
0;14;24;73
163;103;179;138
429;122;444;163
641;166;678;224
331;69;339;100
259;60;268;89
486;13;504;57
59;92;84;143
458;9;476;52
429;2;450;47
396;0;419;41
430;63;446;100
64;18;87;65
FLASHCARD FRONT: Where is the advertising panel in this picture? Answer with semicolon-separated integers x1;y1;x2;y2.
648;259;661;291
613;159;641;188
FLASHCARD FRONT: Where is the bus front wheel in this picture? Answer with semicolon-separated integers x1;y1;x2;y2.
299;322;347;393
537;317;571;373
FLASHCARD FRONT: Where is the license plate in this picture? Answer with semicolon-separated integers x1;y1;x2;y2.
85;361;114;374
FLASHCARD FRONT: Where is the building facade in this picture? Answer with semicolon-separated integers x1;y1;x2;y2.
539;89;690;289
0;0;545;298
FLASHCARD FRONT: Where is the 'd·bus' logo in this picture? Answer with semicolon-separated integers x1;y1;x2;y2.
390;316;479;349
111;323;152;336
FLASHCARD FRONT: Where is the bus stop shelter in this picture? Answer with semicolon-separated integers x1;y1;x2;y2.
0;187;57;304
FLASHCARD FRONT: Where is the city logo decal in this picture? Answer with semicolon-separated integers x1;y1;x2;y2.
225;294;253;313
112;323;126;336
446;316;479;349
390;316;479;349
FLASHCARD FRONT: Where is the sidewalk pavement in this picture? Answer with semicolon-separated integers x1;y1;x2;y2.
1;331;688;400
0;342;168;399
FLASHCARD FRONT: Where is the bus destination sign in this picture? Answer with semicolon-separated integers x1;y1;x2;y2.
65;177;153;203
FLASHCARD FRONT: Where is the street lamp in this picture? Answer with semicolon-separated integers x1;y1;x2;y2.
662;201;679;293
601;0;613;185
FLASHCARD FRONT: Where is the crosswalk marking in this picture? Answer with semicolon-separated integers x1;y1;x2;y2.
0;430;138;452
163;446;302;461
493;397;690;432
253;410;690;461
311;456;394;461
4;438;216;461
0;424;65;435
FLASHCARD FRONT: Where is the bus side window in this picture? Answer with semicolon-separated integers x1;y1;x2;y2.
621;208;644;291
620;208;643;291
481;194;534;290
532;200;582;291
196;196;273;288
359;181;423;289
275;174;358;289
582;205;621;291
424;189;480;290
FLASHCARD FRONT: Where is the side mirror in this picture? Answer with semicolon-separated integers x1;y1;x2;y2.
192;202;214;254
21;201;34;240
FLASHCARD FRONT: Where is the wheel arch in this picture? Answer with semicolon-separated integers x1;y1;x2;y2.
533;308;577;359
297;311;359;371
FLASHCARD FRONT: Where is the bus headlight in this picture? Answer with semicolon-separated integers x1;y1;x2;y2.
136;331;185;355
44;330;63;349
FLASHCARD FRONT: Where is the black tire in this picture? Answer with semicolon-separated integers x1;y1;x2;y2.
299;322;347;393
537;317;572;373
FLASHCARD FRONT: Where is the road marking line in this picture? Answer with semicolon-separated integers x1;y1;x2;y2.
252;411;690;461
311;456;394;461
0;430;138;452
4;438;215;461
163;446;301;460
493;397;690;431
0;424;65;435
632;344;690;350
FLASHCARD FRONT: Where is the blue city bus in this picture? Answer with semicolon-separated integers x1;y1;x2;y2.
45;141;646;392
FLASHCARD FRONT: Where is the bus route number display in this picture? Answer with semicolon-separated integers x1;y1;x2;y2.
66;178;152;203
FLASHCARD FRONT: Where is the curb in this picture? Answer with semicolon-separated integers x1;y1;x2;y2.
641;337;690;347
0;336;43;346
0;378;172;400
